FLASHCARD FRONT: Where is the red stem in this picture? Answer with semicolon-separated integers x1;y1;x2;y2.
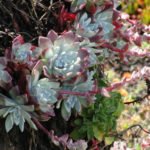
102;43;122;53
58;86;114;97
31;115;50;137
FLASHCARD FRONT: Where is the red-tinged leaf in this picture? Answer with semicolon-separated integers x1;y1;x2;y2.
12;35;24;47
113;10;120;22
101;88;110;97
30;46;37;51
122;43;129;53
79;3;86;10
112;22;123;31
47;30;58;44
38;36;52;49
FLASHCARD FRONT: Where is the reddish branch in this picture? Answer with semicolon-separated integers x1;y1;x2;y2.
31;115;50;137
58;66;150;98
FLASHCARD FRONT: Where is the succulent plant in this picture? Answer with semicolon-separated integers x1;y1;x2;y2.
0;86;37;132
74;8;114;42
71;0;110;12
94;9;114;41
11;35;42;66
50;130;88;150
60;71;96;121
39;30;92;84
74;13;99;38
27;61;60;118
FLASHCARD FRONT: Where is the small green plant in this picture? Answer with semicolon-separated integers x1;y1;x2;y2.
122;0;150;25
71;92;124;142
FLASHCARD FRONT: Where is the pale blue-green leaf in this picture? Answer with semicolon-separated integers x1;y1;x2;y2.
0;107;9;117
0;70;12;83
14;43;32;63
61;102;71;121
9;86;20;100
5;113;14;132
21;105;34;112
19;115;25;132
75;99;81;113
3;107;15;117
13;108;21;125
21;110;37;130
64;96;77;113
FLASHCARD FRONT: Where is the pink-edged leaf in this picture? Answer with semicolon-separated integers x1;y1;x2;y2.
101;88;110;97
5;47;12;60
133;34;142;46
50;130;60;146
12;35;24;47
79;3;86;10
47;30;58;44
67;139;88;150
113;9;120;22
50;130;87;150
30;45;37;51
78;48;89;60
38;36;53;49
61;31;77;43
79;48;90;72
32;60;43;85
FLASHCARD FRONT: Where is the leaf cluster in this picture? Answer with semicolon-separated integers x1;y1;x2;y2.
71;91;124;143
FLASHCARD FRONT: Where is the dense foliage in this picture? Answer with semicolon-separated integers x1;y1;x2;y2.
122;0;150;25
0;0;150;149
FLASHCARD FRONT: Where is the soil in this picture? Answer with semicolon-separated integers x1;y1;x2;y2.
0;0;71;150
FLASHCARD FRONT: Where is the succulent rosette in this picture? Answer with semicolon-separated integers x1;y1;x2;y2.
11;35;42;67
74;13;99;38
39;30;91;83
27;61;60;120
60;71;96;121
0;86;37;132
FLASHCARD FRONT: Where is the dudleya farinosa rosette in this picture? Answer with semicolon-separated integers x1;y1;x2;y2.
38;30;95;84
73;0;114;42
37;30;97;121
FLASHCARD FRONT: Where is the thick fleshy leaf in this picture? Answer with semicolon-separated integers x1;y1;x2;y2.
5;113;14;132
0;70;12;83
12;43;32;63
67;139;88;150
101;88;110;97
0;107;9;117
38;36;53;49
21;109;37;130
47;30;58;44
9;86;20;99
12;35;24;48
32;60;43;86
61;102;71;121
19;115;25;132
50;130;88;150
31;78;59;111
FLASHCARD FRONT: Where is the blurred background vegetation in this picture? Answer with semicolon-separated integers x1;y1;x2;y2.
121;0;150;25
